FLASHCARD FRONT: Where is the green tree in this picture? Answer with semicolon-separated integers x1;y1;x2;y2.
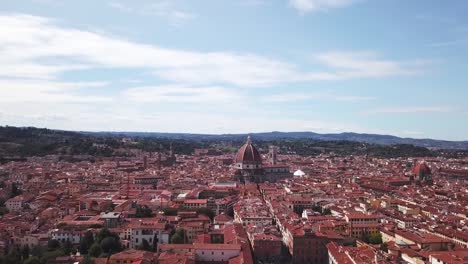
21;245;30;260
56;222;67;229
23;256;41;264
170;229;186;244
163;208;178;216
81;255;93;264
79;231;95;254
322;208;332;215
212;235;224;244
88;243;102;258
312;205;321;213
62;240;73;255
40;249;65;263
366;232;383;244
196;208;215;221
138;239;152;252
30;245;45;257
0;207;8;215
10;183;22;198
100;237;120;254
96;228;119;243
170;233;184;244
135;205;153;218
380;243;388;252
5;246;21;264
47;239;60;250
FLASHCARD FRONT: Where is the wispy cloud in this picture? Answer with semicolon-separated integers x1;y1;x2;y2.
361;106;452;115
0;80;111;103
30;0;63;6
238;0;267;6
0;14;428;90
315;51;429;78
289;0;358;14
0;13;430;108
429;39;468;48
264;92;375;102
122;86;241;103
335;95;375;102
108;1;195;26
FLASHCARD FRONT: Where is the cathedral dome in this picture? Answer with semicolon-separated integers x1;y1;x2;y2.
235;136;262;165
412;162;431;176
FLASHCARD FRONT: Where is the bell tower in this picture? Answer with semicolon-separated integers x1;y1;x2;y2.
268;145;278;165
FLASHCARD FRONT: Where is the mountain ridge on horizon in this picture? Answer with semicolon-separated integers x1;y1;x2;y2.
79;129;468;150
3;125;467;150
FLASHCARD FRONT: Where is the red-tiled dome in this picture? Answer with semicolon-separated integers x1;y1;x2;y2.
235;136;262;165
412;162;431;176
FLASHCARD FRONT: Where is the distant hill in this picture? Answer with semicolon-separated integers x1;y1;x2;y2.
84;131;468;150
0;126;110;158
0;126;200;158
1;126;467;159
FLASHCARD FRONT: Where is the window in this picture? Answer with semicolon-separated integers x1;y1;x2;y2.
212;251;214;255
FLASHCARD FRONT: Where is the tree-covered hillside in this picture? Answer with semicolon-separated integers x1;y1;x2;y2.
1;126;463;160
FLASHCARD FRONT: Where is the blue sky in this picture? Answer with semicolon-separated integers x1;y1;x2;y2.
0;0;467;140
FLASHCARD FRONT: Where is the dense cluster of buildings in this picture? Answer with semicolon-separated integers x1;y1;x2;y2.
0;136;467;264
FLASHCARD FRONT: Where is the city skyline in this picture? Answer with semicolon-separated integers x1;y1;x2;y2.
1;1;468;140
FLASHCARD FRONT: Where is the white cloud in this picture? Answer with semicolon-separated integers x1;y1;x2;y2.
315;51;428;78
238;0;267;6
335;95;375;102
264;93;320;102
0;79;111;103
30;0;63;6
0;14;303;87
0;12;430;128
108;1;195;26
0;14;428;89
122;85;241;103
289;0;358;13
362;106;452;115
264;92;375;102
